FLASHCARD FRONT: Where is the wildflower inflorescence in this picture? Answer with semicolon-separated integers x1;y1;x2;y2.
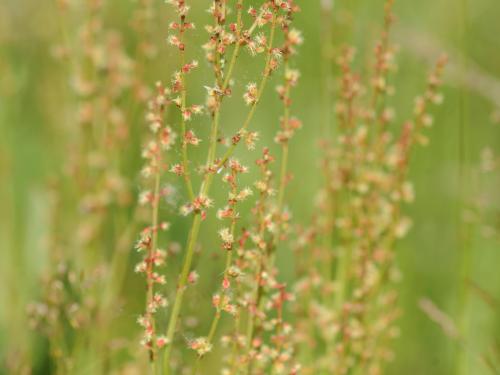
28;0;161;370
132;0;303;373
28;1;451;374
292;1;447;374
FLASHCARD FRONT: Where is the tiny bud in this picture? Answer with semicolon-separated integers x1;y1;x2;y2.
188;271;199;284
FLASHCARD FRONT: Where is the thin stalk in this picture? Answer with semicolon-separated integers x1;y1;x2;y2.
332;95;355;312
222;0;243;90
277;144;288;210
193;220;236;373
197;11;278;195
213;0;225;87
179;19;196;201
276;58;292;213
319;0;336;284
229;306;242;373
245;43;290;375
270;302;285;375
207;111;221;169
243;159;271;374
268;56;292;268
163;213;202;374
320;0;334;137
216;59;276;169
148;152;162;362
244;219;267;375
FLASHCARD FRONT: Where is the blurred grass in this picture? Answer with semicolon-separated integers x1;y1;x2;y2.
1;0;499;374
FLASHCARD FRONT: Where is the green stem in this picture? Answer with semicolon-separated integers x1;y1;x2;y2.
180;21;196;201
194;220;236;373
163;213;202;374
276;58;292;212
222;0;243;90
216;14;277;169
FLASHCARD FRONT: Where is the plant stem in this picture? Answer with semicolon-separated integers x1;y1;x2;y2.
276;62;291;213
195;219;236;372
320;0;334;138
216;14;278;169
163;212;202;374
222;0;243;90
244;22;287;371
180;18;196;201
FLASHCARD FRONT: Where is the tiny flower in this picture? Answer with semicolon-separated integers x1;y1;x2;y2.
219;228;234;250
234;187;253;201
285;69;300;85
182;109;193;121
156;335;170;348
170;163;185;176
204;85;220;97
212;294;221;308
192;195;214;211
142;140;159;159
244;131;259;150
243;83;258;105
189;337;212;356
182;60;198;73
135;261;147;273
395;217;412;238
135;234;151;252
155;95;166;106
190;104;203;114
228;159;248;174
137;315;148;327
227;266;242;278
169;22;180;30
139;190;154;206
141;166;153;178
150;121;161;133
288;29;304;46
257;9;273;27
188;271;199;284
184;130;201;146
180;203;194;216
422;114;434;127
140;337;152;348
153;249;167;266
248;6;257;17
253;34;267;54
223;303;237;315
217;206;234;220
153;292;168;308
168;35;182;48
152;273;166;285
160;126;177;150
172;96;182;107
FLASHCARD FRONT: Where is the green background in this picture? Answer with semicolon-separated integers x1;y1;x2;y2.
1;0;499;373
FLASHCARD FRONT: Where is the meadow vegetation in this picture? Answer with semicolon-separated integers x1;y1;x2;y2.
0;0;499;374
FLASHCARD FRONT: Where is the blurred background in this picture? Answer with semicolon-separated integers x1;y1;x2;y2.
1;0;499;374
